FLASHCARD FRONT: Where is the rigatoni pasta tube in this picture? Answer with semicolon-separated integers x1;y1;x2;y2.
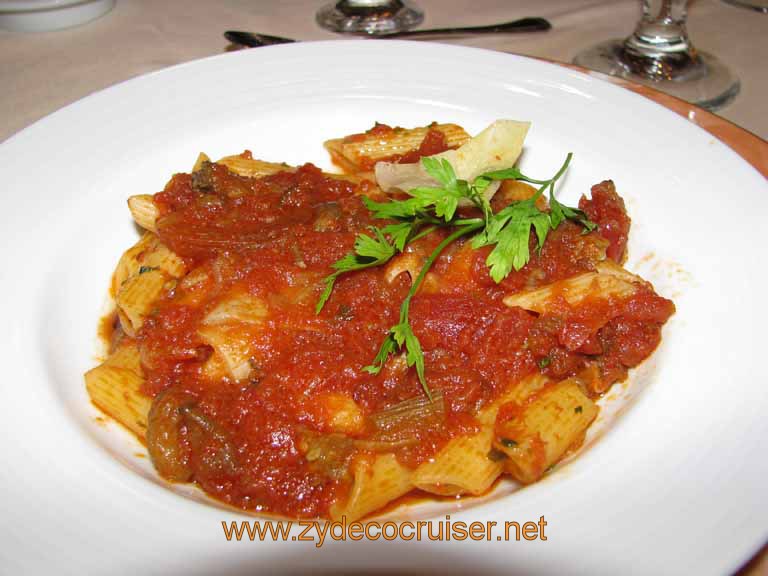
325;123;470;173
197;324;259;381
411;428;500;496
216;155;295;179
203;292;269;326
127;195;159;232
112;232;186;294
493;377;598;484
330;453;412;521
84;119;675;520
503;261;642;313
192;152;210;172
85;340;151;440
412;373;550;496
116;268;172;337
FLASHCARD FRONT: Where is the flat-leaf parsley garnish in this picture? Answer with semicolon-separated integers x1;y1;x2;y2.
316;153;595;398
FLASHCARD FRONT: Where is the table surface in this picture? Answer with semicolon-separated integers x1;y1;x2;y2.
1;0;766;574
1;0;767;144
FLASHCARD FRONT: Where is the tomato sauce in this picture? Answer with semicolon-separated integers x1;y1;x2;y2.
350;123;457;170
131;160;674;518
580;181;630;262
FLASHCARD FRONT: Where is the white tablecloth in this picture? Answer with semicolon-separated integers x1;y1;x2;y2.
1;0;766;143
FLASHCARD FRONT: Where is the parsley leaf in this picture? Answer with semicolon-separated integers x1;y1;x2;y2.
393;322;426;385
363;196;427;220
352;227;395;260
549;193;597;233
316;227;396;313
381;221;416;251
409;186;463;222
421;156;459;190
361;223;482;399
363;321;431;399
317;150;598;396
484;202;551;282
471;152;596;281
363;333;398;376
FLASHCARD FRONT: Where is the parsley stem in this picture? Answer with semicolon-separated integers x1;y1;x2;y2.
415;214;444;225
453;217;484;226
322;151;586;399
550;152;573;186
544;152;572;195
528;152;573;203
401;223;484;320
408;225;438;244
397;222;483;398
521;176;549;185
400;224;482;329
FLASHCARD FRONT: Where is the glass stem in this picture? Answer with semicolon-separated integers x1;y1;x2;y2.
342;0;400;5
572;0;740;110
621;0;699;80
336;0;404;16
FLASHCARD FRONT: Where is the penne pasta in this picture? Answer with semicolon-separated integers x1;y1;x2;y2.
127;194;159;232
325;123;470;173
85;340;151;440
412;428;501;496
493;377;598;484
216;155;295;179
317;393;365;435
112;232;186;294
203;292;269;326
413;374;550;496
330;453;413;521
197;324;258;381
111;233;187;335
384;252;424;284
116;268;172;337
88;119;673;520
375;119;529;196
503;261;643;313
192;152;210;172
497;180;548;211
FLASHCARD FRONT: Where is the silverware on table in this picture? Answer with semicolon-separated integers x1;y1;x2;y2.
225;17;551;48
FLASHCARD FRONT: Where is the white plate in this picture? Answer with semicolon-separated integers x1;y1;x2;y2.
1;41;765;575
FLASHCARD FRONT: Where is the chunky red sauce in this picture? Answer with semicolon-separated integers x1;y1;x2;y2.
345;123;457;170
379;126;453;167
580;181;631;262
132;160;673;518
